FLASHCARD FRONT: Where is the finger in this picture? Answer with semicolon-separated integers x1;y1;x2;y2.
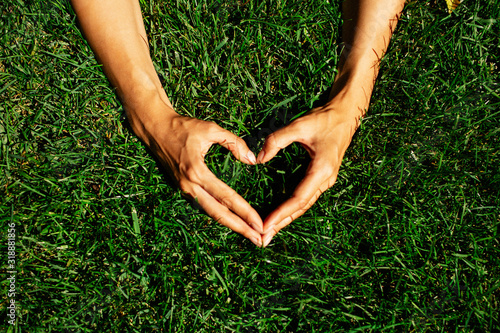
193;184;263;247
201;171;264;233
257;123;302;164
263;161;337;234
181;157;264;233
211;127;257;165
261;189;319;247
261;187;322;248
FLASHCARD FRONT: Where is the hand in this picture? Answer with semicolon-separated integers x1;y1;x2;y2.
135;107;264;247
257;98;360;247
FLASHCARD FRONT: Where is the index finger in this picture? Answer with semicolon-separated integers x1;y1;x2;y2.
201;170;264;233
192;183;264;247
262;162;338;245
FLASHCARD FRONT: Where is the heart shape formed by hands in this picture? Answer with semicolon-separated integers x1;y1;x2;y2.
206;139;310;245
72;0;403;249
197;104;356;248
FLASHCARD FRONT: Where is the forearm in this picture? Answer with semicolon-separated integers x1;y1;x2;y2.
71;0;174;139
331;0;405;114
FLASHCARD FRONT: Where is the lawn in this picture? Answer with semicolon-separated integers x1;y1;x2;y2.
1;0;499;331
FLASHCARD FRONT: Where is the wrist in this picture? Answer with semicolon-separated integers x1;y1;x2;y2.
124;90;177;146
326;81;372;121
328;55;379;118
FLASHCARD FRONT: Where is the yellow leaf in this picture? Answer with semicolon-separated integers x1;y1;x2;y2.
445;0;460;13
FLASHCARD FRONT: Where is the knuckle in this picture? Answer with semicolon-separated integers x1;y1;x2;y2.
206;121;221;133
265;132;279;147
211;211;226;224
265;131;275;141
314;159;337;178
180;164;202;183
325;178;336;191
211;212;222;222
320;163;336;178
218;195;233;209
185;168;199;182
178;179;194;196
295;196;311;211
290;116;308;131
224;137;240;150
234;135;246;147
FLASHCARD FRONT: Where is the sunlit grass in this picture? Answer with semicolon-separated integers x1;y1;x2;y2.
1;0;499;331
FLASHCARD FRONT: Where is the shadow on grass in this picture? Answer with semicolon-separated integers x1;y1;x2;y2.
242;88;332;219
120;86;338;223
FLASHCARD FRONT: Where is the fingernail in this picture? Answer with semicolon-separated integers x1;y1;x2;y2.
250;222;263;234
251;236;262;247
262;233;273;247
246;151;257;165
257;150;266;164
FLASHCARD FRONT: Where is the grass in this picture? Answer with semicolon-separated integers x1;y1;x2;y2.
1;0;499;331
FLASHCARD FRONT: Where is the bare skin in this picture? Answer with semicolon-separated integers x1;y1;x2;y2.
71;0;405;247
259;0;406;246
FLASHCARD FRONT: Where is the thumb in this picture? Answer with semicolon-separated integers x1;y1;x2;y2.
257;124;301;164
214;128;257;165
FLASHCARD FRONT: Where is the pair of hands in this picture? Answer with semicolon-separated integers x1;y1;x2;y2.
71;0;400;248
146;97;359;247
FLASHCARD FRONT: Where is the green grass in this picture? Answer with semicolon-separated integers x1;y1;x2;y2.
1;0;499;331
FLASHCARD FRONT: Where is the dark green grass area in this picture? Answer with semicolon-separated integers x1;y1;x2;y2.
1;0;499;331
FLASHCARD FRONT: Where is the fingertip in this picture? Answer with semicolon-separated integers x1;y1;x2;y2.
245;227;263;247
246;207;264;233
262;210;282;234
246;150;257;165
251;236;263;247
217;130;253;163
256;149;266;164
258;128;296;164
250;222;264;234
257;146;279;164
262;232;274;247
